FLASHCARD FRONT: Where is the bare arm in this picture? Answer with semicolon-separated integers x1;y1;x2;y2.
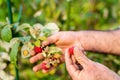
78;30;120;55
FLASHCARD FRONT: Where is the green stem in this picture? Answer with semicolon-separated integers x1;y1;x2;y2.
15;61;19;80
6;0;19;80
17;5;22;23
7;0;13;24
66;0;71;30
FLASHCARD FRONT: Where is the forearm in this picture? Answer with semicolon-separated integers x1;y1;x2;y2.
77;30;120;55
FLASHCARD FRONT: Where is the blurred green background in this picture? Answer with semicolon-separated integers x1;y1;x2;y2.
0;0;120;80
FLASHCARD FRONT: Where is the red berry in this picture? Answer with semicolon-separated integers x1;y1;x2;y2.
68;46;74;55
34;46;42;53
41;62;49;70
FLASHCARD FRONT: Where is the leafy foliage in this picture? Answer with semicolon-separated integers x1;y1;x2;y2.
1;25;12;42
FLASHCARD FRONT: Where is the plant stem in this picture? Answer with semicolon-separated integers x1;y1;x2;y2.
15;61;19;80
7;0;13;24
66;0;71;30
17;5;22;22
7;0;19;80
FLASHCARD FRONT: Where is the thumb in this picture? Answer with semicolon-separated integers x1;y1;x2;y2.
73;47;90;68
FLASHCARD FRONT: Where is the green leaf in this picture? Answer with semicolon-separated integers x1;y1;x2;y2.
33;40;41;47
29;28;37;39
0;22;6;27
33;23;43;31
1;26;12;42
29;24;43;39
10;38;19;47
41;28;51;37
19;36;31;43
0;39;11;52
16;23;31;32
10;42;20;67
44;23;59;35
39;36;47;41
40;23;59;37
0;46;6;52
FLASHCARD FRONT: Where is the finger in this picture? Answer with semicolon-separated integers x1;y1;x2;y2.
33;62;54;72
33;63;42;72
74;47;90;68
71;55;76;64
72;55;79;69
65;49;80;77
30;50;36;56
42;33;60;46
33;61;45;72
29;53;44;63
42;67;54;73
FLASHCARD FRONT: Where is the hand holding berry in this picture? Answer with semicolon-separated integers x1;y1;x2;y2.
42;31;83;53
65;46;120;80
29;31;84;72
30;45;62;72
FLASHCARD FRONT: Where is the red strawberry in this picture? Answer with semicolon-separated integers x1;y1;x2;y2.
41;62;49;70
34;46;42;53
68;46;75;55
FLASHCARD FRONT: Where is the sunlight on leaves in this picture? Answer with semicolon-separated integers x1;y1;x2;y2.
1;26;12;42
10;42;20;67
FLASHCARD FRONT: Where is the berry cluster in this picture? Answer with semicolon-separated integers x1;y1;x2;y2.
33;45;61;70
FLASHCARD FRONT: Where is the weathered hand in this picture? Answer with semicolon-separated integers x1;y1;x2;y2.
65;47;120;80
29;31;83;72
42;31;83;52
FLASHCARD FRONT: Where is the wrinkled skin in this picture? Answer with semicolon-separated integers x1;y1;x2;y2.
65;47;120;80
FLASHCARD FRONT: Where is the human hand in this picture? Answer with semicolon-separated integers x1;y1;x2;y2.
42;31;83;52
29;31;83;72
65;47;120;80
